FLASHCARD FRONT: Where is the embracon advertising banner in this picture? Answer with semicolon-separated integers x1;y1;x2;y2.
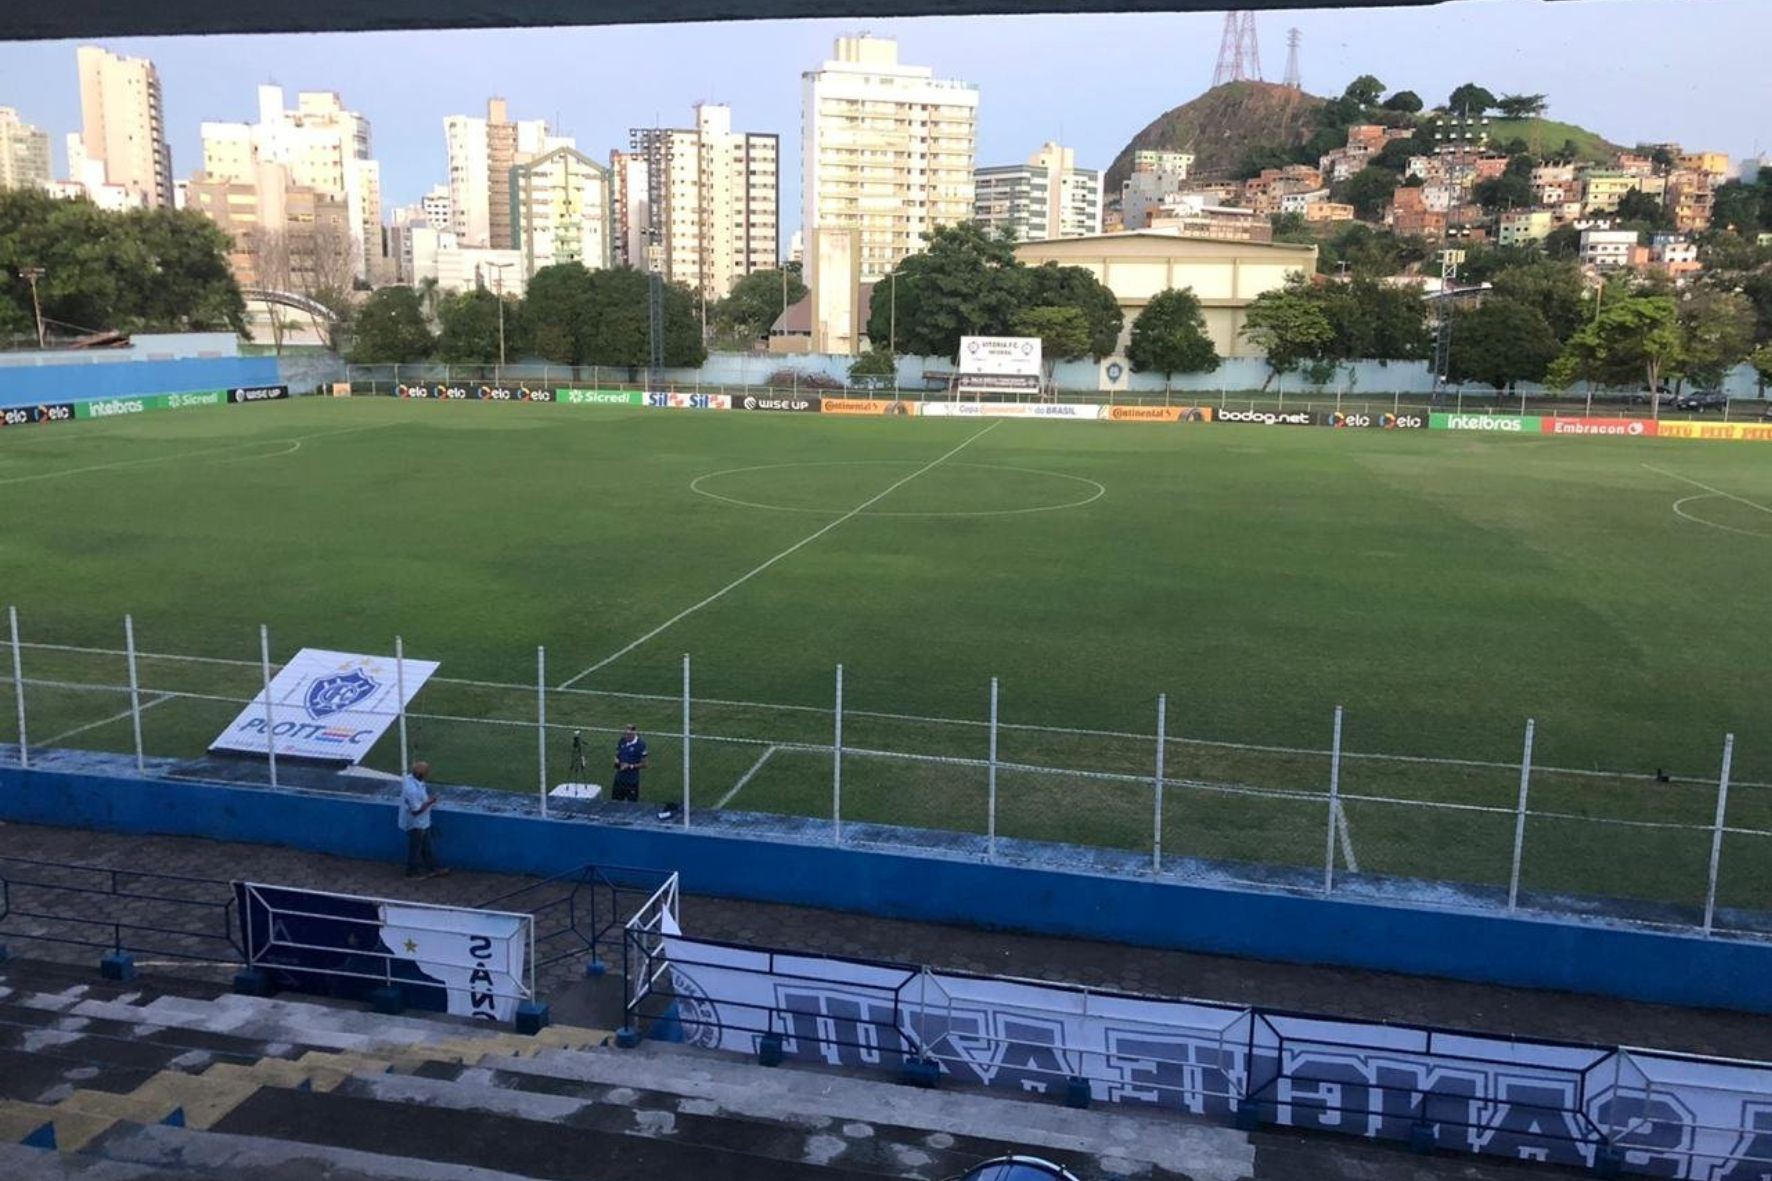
1542;417;1657;437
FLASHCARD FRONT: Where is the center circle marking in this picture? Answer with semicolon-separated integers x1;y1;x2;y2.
689;460;1106;518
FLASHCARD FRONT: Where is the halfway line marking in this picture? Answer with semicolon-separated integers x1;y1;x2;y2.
716;745;779;809
1335;799;1359;874
559;422;1002;688
1643;463;1772;515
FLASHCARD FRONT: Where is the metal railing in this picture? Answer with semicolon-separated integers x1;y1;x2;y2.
3;612;1768;940
0;854;243;964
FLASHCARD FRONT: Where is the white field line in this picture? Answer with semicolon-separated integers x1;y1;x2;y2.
716;745;779;809
1644;463;1772;515
40;693;173;745
557;422;1002;688
1335;800;1359;873
0;422;400;487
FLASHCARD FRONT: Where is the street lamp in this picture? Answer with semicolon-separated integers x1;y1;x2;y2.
889;271;898;357
485;262;514;373
18;266;46;350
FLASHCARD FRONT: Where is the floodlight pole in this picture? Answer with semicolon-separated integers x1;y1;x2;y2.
8;605;27;768
395;635;409;775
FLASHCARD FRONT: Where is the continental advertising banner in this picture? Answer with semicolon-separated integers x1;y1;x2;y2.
1325;410;1428;429
1;402;78;428
1656;421;1772;442
556;389;644;405
821;398;918;416
1103;405;1213;423
1430;413;1543;433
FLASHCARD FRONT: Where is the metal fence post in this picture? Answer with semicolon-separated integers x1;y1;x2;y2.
987;677;999;862
1324;705;1343;895
681;653;691;828
1152;693;1168;873
1508;718;1536;912
833;663;844;846
537;646;549;818
259;625;278;788
1702;733;1735;936
8;605;26;768
395;635;409;774
125;614;144;772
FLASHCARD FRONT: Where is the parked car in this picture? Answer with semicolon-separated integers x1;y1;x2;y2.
950;1158;1083;1181
1628;386;1674;406
1675;390;1728;412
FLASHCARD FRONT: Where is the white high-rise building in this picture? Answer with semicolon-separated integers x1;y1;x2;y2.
627;104;779;299
0;108;52;191
512;146;611;278
802;35;978;284
609;150;651;269
974;142;1102;243
198;86;382;282
75;46;172;207
445;100;562;250
421;184;452;231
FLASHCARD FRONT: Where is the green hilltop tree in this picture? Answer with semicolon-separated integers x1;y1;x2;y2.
1242;278;1335;389
436;288;524;364
1126;288;1220;385
1446;83;1498;114
715;267;807;347
1332;167;1399;220
1677;288;1756;389
1382;90;1423;113
1448;299;1562;392
1011;305;1092;392
348;286;433;363
1024;263;1123;360
868;222;1025;359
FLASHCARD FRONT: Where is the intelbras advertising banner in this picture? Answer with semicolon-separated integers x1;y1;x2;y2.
659;933;1772;1179
208;647;439;764
237;883;528;1023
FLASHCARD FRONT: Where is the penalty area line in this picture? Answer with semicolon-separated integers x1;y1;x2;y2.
716;745;779;810
557;422;1002;688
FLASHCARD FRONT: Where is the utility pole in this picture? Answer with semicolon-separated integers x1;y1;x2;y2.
486;262;513;372
19;266;45;350
889;272;897;356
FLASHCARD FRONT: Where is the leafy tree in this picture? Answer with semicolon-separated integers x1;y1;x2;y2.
1373;138;1418;173
436;288;524;364
1343;75;1386;107
348;286;433;362
1011;305;1092;390
1549;294;1684;414
523;263;598;364
1615;189;1672;229
1271;212;1311;242
1677;289;1756;388
1382;90;1423;113
1473;174;1534;211
1496;94;1548;119
523;263;705;368
1542;225;1582;260
1448;299;1561;391
1709;182;1768;235
1648;145;1677;173
1331;167;1399;220
1490;260;1587;340
1505;154;1537;179
1446;83;1498;114
866;222;1025;359
1237;144;1299;180
1751;343;1772;395
715;267;807;346
1241;279;1335;388
1126;288;1220;382
847;349;897;385
1024;263;1123;359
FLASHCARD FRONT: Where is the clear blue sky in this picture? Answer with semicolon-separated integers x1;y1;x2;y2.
0;0;1764;238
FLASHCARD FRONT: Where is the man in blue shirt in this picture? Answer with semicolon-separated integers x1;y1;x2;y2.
398;761;449;879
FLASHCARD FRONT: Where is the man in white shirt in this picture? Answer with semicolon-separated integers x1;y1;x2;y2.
398;761;448;879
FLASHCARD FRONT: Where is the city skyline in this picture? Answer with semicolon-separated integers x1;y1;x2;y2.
0;1;1764;247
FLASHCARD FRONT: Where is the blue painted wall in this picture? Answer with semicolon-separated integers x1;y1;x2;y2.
0;357;281;407
5;759;1770;1013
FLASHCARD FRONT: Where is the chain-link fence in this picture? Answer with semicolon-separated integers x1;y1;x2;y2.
2;606;1765;939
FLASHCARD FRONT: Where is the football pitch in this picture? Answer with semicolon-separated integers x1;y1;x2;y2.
2;397;1769;917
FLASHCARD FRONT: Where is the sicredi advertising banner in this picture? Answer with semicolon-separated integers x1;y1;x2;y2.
237;883;528;1023
208;648;439;763
73;390;230;419
733;394;821;412
1216;408;1321;427
556;389;644;405
1104;405;1213;423
918;402;1103;419
659;934;1772;1179
1430;413;1544;433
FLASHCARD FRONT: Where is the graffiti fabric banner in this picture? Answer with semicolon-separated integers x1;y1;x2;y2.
661;935;1772;1179
238;883;527;1022
1656;421;1772;442
208;648;440;763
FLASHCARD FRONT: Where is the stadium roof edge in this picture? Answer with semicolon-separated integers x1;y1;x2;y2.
4;0;1460;42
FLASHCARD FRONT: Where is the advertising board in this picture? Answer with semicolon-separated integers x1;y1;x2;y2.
208;648;439;764
556;389;644;406
821;398;916;416
0;402;77;428
958;335;1042;395
1216;408;1321;427
1324;410;1428;429
732;394;821;412
1542;417;1656;437
1430;413;1543;433
229;385;290;404
1103;405;1213;423
1653;421;1772;442
918;402;1103;419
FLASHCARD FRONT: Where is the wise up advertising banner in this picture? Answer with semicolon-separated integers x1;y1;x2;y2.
227;385;290;404
237;883;528;1023
660;932;1772;1180
208;647;439;764
732;394;821;412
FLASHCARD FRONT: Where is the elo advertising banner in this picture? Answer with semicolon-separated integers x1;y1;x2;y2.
208;648;439;764
237;883;528;1023
0;402;77;429
660;933;1772;1180
1324;410;1428;429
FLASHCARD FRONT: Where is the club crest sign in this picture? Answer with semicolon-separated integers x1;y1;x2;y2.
209;648;440;764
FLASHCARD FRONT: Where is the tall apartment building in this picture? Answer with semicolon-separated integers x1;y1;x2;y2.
445;99;557;249
198;86;382;283
802;35;978;284
186;161;350;290
973;142;1101;242
627;104;779;299
609;149;651;269
0;108;51;190
421;184;452;231
511;146;612;278
75;46;172;208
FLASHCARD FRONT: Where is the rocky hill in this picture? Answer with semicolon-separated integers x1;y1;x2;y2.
1103;81;1325;195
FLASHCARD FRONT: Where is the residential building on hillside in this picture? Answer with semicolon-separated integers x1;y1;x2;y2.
511;145;611;278
1303;201;1354;223
199;86;382;283
1677;151;1729;179
1148;205;1270;242
1498;209;1555;247
0;108;51;190
973;141;1101;242
1277;188;1330;215
627;104;779;299
802;34;977;284
1665;170;1714;232
1582;171;1644;215
75;46;172;208
1649;233;1700;280
1580;228;1637;269
1131;149;1193;177
1388;186;1446;238
444;99;560;250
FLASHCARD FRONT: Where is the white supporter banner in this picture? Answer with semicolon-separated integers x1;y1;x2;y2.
919;402;1103;420
958;335;1042;395
656;933;1772;1178
380;903;528;1023
209;647;439;763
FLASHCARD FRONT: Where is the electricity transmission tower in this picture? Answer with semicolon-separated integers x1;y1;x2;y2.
1283;28;1302;90
1211;12;1264;88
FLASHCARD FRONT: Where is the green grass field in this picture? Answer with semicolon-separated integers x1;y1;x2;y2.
2;397;1769;917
